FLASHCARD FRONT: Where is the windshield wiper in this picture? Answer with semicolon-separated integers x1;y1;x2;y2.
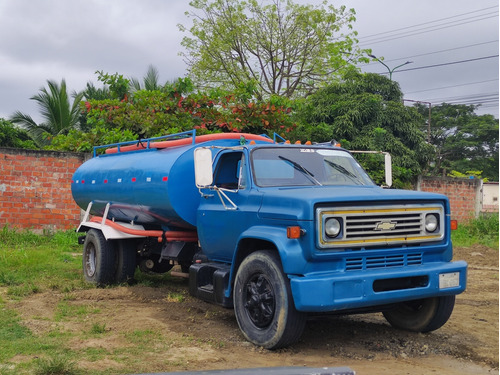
324;159;361;184
279;156;322;186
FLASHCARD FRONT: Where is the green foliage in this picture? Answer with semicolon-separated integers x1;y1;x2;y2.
10;79;84;147
180;0;365;99
48;126;135;152
452;214;499;248
447;170;488;182
130;64;162;93
295;71;431;187
416;103;499;181
81;82;110;101
95;70;129;100
0;118;37;149
47;81;298;151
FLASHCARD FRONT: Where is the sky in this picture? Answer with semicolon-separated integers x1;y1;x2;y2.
0;0;498;123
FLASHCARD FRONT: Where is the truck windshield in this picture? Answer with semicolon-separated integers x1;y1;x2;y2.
251;147;376;187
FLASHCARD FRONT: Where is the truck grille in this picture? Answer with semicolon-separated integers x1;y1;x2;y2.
317;204;445;249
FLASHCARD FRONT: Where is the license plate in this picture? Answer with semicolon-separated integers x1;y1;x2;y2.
439;272;460;289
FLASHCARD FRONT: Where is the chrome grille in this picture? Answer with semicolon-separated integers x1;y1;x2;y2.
345;213;422;239
317;204;445;249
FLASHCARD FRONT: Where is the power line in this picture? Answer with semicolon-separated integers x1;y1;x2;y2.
377;55;499;74
360;5;499;40
406;79;499;94
359;14;498;46
365;40;499;66
423;92;499;106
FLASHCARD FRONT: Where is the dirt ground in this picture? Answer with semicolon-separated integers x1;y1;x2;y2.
10;244;499;375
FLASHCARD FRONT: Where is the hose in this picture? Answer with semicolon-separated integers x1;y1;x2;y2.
89;217;198;242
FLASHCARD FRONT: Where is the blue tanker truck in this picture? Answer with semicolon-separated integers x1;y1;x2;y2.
71;130;467;349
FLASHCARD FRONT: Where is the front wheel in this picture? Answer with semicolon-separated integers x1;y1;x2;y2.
383;295;456;332
233;250;306;349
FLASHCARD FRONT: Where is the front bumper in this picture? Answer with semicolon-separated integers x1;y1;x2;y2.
289;260;467;312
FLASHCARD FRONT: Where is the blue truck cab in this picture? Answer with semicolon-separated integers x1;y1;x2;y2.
72;131;467;349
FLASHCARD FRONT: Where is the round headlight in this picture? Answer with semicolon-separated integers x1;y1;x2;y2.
325;218;341;238
425;214;438;232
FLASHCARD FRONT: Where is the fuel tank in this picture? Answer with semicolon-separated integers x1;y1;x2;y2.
71;133;273;229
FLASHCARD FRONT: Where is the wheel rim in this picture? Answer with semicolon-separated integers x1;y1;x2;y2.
85;244;96;277
243;273;275;328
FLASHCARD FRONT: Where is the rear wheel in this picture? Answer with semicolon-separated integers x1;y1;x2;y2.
82;229;116;286
233;250;306;349
138;254;174;274
115;240;137;284
383;295;456;332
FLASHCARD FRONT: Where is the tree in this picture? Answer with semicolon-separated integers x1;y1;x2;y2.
415;103;499;181
82;82;111;101
179;0;364;99
10;79;84;147
48;79;297;152
0;118;37;149
295;71;432;187
95;71;130;101
130;64;162;93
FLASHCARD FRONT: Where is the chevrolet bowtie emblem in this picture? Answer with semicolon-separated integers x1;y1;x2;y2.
375;221;397;231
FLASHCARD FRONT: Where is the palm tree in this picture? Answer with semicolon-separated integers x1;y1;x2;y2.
130;64;162;93
10;79;84;146
82;81;111;101
129;65;194;97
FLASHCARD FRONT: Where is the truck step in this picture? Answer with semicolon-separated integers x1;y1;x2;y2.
189;262;233;308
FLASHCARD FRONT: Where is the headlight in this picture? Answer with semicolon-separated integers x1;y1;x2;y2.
425;214;439;232
325;218;341;238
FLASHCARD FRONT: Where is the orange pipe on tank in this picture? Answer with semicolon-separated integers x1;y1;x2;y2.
105;133;273;154
89;217;198;242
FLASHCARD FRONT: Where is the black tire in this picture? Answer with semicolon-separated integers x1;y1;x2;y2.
115;240;137;284
82;229;116;286
233;250;306;349
383;295;456;332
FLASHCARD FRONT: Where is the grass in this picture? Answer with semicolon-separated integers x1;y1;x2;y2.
0;228;87;374
0;226;185;374
0;228;85;297
54;301;100;322
452;214;499;248
34;356;78;375
89;323;107;335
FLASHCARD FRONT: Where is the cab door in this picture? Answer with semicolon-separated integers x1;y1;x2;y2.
196;150;261;262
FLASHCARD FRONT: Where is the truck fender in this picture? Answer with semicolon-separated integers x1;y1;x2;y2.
225;225;307;299
77;221;146;240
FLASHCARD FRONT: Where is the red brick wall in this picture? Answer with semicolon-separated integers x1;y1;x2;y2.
0;148;87;232
417;176;482;223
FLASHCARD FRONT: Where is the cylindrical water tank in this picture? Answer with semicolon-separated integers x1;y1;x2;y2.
71;134;273;229
72;143;200;229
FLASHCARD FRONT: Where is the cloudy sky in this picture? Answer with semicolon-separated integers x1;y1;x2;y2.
0;0;498;123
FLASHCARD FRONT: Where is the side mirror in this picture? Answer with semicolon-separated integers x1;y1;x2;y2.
194;147;213;188
384;153;392;188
